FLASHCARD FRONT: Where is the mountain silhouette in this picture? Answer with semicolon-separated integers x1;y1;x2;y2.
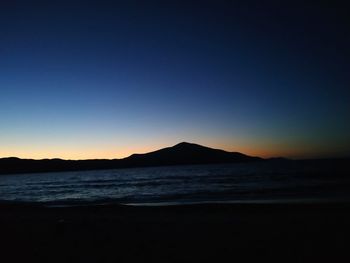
123;142;261;167
0;142;262;175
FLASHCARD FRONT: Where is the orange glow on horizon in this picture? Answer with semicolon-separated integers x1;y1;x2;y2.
0;139;345;160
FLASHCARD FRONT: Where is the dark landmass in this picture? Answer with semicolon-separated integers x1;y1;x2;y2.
1;201;350;262
123;142;261;167
0;142;262;175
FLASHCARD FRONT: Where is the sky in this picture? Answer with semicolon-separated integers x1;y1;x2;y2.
0;0;349;159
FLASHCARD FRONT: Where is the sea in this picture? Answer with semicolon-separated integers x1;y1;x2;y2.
0;160;349;206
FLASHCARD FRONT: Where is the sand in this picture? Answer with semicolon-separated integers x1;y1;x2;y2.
0;202;349;262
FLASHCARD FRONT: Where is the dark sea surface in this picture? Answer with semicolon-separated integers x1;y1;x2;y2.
0;160;349;206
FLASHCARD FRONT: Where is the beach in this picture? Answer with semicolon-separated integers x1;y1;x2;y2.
1;202;349;262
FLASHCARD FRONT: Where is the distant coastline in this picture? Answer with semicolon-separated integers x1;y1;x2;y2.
0;142;263;175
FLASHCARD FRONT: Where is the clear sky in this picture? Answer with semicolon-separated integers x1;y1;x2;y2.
1;1;349;159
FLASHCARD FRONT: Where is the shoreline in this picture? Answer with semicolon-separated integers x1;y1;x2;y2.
1;196;350;208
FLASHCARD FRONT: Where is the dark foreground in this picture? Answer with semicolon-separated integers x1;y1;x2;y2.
1;202;350;262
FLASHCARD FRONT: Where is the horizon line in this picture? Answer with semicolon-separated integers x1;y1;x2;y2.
0;141;349;161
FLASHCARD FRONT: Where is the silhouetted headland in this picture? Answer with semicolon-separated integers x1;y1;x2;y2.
0;142;262;175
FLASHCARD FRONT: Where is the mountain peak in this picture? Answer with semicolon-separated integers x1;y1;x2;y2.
173;142;200;148
175;141;192;146
124;142;262;167
171;142;221;152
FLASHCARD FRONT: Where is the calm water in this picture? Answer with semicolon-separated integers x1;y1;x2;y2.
0;161;349;205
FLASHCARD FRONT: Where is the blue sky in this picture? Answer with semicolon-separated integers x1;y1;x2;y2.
0;1;349;159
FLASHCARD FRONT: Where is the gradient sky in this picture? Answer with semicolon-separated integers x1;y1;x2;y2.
1;1;349;159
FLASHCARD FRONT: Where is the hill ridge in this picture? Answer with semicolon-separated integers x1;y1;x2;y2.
0;142;262;175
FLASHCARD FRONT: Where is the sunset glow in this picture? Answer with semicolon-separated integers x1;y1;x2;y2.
0;1;349;160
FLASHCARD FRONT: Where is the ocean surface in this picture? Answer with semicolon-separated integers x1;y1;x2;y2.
0;160;349;206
